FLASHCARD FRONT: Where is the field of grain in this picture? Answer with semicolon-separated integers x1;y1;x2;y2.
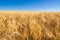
0;11;60;40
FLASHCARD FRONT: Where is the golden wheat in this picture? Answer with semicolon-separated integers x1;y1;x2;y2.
0;11;60;40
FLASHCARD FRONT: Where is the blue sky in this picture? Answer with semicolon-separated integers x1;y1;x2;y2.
0;0;60;11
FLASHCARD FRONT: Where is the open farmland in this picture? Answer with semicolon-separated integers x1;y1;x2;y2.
0;11;60;40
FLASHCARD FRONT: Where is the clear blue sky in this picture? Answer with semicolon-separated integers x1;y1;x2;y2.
0;0;60;11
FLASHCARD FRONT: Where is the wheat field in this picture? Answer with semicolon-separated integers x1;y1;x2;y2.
0;11;60;40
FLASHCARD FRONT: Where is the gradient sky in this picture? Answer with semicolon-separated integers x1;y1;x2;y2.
0;0;60;11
